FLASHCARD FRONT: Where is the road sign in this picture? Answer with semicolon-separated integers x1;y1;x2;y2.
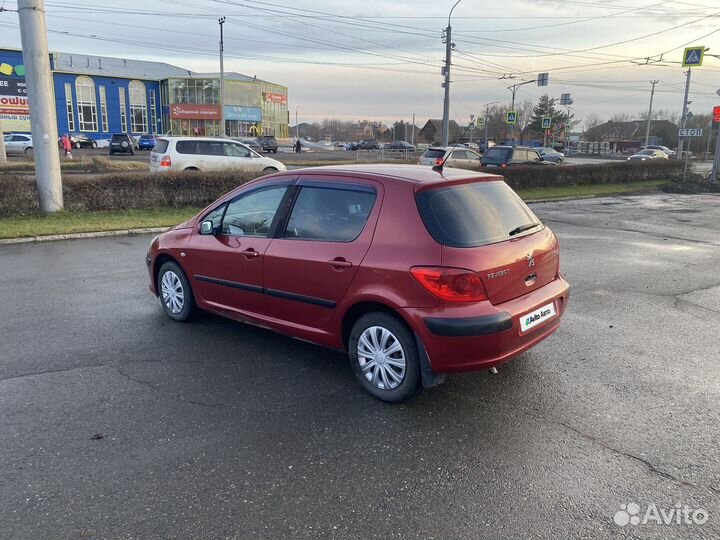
682;46;704;67
477;116;486;127
541;117;552;129
506;111;517;124
679;128;703;137
537;72;549;87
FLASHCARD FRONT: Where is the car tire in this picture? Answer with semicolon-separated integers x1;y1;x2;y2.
157;261;196;322
263;167;278;173
75;142;81;149
24;147;33;155
92;141;97;149
348;312;421;403
556;158;563;165
273;149;278;154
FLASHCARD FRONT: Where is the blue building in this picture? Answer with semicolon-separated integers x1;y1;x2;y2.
0;47;289;140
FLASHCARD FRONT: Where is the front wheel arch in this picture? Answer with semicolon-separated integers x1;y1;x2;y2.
262;166;278;173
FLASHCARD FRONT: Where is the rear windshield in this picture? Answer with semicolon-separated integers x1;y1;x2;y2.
422;149;447;159
154;139;169;153
482;147;512;162
416;181;543;247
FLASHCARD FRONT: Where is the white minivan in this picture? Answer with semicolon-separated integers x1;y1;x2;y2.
149;137;286;174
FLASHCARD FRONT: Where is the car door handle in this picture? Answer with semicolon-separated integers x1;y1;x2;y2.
241;248;260;259
328;258;353;269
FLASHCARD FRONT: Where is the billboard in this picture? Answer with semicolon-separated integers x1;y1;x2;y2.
0;62;30;132
264;92;287;104
169;103;221;120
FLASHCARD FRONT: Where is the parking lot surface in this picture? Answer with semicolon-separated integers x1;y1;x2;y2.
1;194;719;539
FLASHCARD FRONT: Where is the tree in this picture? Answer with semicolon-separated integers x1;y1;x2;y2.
584;113;602;132
527;94;572;136
610;112;632;123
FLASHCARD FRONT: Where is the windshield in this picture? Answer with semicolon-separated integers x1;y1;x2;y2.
422;149;447;159
482;147;512;163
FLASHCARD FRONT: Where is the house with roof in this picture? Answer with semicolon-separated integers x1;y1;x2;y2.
584;119;678;147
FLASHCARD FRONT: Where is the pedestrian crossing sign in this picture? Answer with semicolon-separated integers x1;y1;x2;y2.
506;111;517;124
541;117;552;129
477;116;486;127
682;46;704;67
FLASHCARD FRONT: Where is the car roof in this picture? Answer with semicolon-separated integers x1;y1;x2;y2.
288;164;503;188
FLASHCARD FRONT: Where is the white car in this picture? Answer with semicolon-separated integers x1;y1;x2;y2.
3;133;33;155
149;137;286;174
417;146;482;170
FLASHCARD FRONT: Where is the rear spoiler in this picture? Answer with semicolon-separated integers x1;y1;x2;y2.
414;174;504;193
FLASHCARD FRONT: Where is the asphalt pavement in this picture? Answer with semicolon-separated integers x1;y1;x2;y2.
1;194;719;539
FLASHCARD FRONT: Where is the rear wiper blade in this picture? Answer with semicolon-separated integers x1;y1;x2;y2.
509;222;540;236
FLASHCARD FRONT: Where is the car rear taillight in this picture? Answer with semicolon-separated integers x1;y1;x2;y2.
410;267;488;302
435;158;444;166
500;163;508;168
160;156;171;167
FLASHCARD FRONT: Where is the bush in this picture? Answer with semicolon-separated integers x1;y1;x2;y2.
499;160;684;190
0;171;263;217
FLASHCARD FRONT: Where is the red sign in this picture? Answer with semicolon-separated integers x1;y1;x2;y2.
169;103;221;120
713;105;720;124
265;92;287;105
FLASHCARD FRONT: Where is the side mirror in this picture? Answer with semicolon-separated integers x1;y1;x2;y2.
200;220;215;235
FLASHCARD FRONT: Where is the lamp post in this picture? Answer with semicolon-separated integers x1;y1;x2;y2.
483;101;498;151
218;16;226;137
295;106;300;140
441;0;461;146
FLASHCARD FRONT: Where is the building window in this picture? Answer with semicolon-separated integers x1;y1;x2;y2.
75;76;97;132
64;83;75;132
149;89;158;134
119;87;128;133
129;80;148;133
99;85;109;132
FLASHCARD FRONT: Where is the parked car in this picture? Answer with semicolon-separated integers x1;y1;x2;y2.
627;149;669;161
643;145;676;158
345;142;360;151
109;133;135;155
3;133;33;155
259;135;278;153
69;133;97;149
481;146;554;168
149;136;286;173
537;147;565;165
238;138;263;153
357;139;380;150
418;147;482;170
384;141;416;152
138;134;157;151
146;165;569;402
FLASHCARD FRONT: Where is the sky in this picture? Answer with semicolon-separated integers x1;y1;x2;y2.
1;0;719;129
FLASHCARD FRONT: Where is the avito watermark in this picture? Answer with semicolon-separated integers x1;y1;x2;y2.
614;502;709;527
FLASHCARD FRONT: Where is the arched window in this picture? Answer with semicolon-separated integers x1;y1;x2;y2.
75;76;97;132
129;80;148;133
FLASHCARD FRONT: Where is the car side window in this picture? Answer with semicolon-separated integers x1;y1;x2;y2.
197;141;225;156
224;142;251;158
13;135;28;142
530;150;541;161
202;204;227;232
221;186;287;237
176;140;197;154
284;186;377;242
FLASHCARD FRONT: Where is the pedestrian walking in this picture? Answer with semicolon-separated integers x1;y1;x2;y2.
295;139;302;154
61;134;73;159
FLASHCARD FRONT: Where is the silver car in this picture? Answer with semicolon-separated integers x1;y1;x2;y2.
3;133;33;155
418;146;482;170
538;147;564;165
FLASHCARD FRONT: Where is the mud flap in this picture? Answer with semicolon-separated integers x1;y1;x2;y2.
415;333;445;388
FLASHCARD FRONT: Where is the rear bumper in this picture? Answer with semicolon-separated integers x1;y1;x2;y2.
400;275;570;373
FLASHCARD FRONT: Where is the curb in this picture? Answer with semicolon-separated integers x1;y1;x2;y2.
0;226;169;246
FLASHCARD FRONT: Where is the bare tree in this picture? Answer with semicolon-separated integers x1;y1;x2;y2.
584;113;602;131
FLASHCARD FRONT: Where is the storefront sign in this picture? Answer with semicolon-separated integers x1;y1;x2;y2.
0;75;30;132
169;103;221;120
224;105;262;122
264;92;287;105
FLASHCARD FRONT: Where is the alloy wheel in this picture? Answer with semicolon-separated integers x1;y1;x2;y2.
161;270;185;314
357;326;406;390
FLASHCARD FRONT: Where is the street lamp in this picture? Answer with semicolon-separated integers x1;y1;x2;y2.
295;106;300;140
441;0;462;146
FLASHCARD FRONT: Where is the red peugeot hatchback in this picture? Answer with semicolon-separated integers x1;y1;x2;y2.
146;165;570;402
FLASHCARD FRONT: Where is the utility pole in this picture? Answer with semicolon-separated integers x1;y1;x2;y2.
506;80;534;145
677;68;691;176
218;16;226;137
441;0;461;147
411;113;415;146
295;108;299;140
644;80;659;147
483;101;498;151
18;0;62;212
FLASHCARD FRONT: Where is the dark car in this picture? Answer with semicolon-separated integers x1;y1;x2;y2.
481;146;554;168
109;133;135;155
259;135;278;153
146;165;569;402
69;133;97;149
238;138;263;153
357;139;380;150
138;134;157;151
384;141;416;152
